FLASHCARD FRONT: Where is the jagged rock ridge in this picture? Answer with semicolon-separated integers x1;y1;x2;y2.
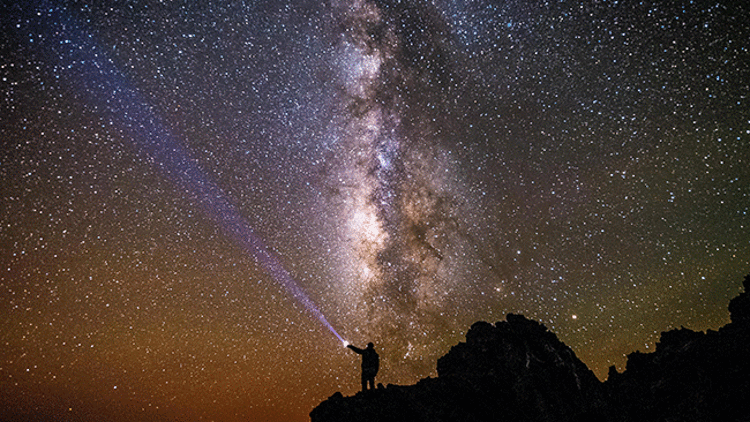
312;314;606;422
311;273;750;422
605;273;750;422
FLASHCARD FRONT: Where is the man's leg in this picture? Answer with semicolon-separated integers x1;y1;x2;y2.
361;374;367;392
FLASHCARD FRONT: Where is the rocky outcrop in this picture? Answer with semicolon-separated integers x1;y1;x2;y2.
606;273;750;422
311;273;750;422
435;315;606;422
728;273;750;325
311;314;607;422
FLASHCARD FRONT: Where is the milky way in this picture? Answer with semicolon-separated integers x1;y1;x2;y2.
324;0;477;364
1;1;749;421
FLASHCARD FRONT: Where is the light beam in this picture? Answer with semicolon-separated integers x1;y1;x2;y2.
26;7;345;345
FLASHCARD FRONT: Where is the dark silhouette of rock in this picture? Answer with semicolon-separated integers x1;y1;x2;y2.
436;315;607;422
728;273;750;325
312;314;607;422
311;273;750;422
606;273;750;422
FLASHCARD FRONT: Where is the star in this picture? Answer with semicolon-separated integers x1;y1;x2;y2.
1;1;748;421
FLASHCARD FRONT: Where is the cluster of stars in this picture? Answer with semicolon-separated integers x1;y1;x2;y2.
2;1;749;422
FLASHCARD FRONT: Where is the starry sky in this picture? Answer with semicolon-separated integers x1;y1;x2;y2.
1;1;749;421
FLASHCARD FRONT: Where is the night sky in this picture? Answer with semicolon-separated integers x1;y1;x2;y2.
2;1;749;421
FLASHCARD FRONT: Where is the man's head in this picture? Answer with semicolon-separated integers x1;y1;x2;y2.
367;342;374;349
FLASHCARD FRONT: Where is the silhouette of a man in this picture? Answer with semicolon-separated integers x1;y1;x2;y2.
347;342;379;392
